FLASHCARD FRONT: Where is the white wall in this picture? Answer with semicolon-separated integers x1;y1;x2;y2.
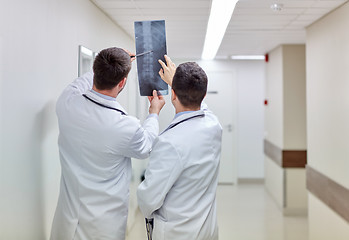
235;61;265;179
166;59;265;180
265;46;284;149
0;0;141;239
264;46;284;206
0;37;2;182
306;2;349;238
264;156;284;208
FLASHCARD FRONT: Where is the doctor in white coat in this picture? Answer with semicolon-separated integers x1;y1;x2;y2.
137;56;222;240
50;47;165;240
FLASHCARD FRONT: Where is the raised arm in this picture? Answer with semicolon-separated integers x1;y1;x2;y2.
121;90;165;159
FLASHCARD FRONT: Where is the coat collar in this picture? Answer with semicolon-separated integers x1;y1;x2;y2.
161;110;205;135
83;90;128;115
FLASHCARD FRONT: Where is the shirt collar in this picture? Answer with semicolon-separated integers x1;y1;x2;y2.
90;89;116;101
174;111;195;119
84;90;128;115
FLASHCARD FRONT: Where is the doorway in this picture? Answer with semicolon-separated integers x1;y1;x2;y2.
204;71;237;184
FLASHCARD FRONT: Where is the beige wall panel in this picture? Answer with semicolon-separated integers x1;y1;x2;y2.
309;193;349;240
283;45;307;150
306;2;349;189
285;169;307;214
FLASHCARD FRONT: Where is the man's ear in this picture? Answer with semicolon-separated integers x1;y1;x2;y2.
118;77;127;88
171;89;177;101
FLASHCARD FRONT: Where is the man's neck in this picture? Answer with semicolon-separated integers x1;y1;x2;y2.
175;105;200;114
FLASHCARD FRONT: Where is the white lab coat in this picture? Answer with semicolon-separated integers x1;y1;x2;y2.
137;105;222;240
50;71;159;240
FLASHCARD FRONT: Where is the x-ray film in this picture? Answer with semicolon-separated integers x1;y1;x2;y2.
134;20;168;96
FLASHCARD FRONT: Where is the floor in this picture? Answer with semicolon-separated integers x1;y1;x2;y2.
126;184;308;240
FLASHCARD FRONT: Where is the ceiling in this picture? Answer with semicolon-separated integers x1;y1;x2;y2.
91;0;347;59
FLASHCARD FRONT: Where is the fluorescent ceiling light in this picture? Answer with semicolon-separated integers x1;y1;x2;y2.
201;0;238;60
231;55;265;60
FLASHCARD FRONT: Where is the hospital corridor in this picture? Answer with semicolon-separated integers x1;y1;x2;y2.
126;184;309;240
1;0;349;240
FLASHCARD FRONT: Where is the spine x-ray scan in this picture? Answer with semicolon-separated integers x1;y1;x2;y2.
134;20;168;96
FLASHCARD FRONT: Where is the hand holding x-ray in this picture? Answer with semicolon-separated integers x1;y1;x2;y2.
122;48;136;62
147;90;165;115
158;55;176;87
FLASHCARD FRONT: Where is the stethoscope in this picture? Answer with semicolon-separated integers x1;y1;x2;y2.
82;94;127;115
83;93;205;133
160;113;205;135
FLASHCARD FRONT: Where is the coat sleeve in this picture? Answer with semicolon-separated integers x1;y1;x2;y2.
137;140;182;218
200;101;209;111
122;114;159;159
64;71;93;96
56;71;93;113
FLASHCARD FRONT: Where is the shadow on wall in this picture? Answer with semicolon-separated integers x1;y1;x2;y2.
33;100;61;239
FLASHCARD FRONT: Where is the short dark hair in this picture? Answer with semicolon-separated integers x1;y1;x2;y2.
93;47;131;90
172;62;208;108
